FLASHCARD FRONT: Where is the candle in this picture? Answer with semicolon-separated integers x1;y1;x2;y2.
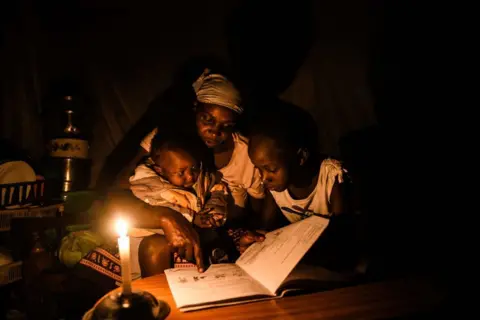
116;219;132;295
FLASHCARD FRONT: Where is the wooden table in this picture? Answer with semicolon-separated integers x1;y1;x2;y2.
94;274;446;319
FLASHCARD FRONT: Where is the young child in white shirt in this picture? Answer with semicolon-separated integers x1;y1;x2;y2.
248;107;360;273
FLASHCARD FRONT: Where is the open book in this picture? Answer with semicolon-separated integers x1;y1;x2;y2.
165;215;351;312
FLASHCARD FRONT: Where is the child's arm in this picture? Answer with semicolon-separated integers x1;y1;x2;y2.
329;175;354;216
326;159;352;216
202;182;229;227
330;181;345;215
254;191;285;231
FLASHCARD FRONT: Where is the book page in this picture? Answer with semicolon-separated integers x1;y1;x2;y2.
236;215;329;294
164;264;272;309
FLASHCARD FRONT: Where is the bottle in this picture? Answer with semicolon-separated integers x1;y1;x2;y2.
47;95;91;198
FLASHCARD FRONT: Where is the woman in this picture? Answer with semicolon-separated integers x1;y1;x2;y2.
118;69;264;221
110;69;265;276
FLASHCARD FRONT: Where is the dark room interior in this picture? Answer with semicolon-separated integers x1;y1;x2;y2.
0;1;449;319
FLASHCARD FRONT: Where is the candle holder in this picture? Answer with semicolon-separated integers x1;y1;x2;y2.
85;291;170;320
83;219;171;319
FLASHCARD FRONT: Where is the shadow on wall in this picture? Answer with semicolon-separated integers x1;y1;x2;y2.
225;0;315;135
226;0;314;100
338;1;447;279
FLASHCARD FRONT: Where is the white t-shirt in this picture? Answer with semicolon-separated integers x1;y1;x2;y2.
270;158;346;224
140;129;264;208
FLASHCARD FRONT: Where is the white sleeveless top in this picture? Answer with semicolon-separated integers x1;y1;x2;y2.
270;159;345;223
140;129;264;208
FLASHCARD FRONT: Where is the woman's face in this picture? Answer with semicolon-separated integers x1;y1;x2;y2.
195;103;237;148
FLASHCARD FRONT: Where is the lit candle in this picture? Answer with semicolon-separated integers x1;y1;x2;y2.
116;219;132;295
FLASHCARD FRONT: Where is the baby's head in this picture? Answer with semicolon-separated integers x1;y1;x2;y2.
150;131;204;189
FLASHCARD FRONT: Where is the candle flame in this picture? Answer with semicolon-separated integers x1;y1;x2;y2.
115;219;128;237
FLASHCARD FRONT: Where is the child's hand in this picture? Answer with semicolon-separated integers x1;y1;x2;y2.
193;205;227;228
193;209;215;228
203;194;228;227
207;206;227;227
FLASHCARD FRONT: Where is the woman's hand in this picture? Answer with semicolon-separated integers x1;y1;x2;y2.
99;190;206;272
159;210;205;272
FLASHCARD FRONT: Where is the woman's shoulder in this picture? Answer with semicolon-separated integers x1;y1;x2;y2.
229;133;252;163
220;133;256;181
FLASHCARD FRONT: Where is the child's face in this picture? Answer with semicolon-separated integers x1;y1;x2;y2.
195;103;237;148
248;135;291;192
153;149;200;189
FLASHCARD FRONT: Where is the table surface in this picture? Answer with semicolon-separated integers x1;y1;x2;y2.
96;273;446;319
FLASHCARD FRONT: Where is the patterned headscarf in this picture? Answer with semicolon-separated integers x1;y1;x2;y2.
192;69;243;114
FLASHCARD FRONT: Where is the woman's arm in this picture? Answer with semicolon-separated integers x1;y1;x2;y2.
93;189;206;271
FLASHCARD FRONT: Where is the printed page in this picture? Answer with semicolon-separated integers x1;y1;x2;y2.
164;264;272;309
236;215;329;294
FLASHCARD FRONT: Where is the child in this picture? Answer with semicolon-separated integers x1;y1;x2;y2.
131;130;228;228
247;107;360;273
129;129;236;266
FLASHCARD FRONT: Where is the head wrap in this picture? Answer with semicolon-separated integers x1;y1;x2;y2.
192;69;243;114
